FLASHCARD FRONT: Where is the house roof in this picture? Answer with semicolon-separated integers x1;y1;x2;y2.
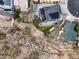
38;4;61;21
44;5;61;20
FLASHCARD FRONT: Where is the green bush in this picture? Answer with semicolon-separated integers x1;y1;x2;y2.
41;25;53;35
33;18;53;35
75;23;79;35
33;19;40;29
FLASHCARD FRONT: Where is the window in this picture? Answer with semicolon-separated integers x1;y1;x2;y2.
49;12;59;19
4;9;11;11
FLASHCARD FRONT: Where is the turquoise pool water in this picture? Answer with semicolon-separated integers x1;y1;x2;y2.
61;20;77;41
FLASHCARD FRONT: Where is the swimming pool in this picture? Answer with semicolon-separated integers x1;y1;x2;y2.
60;20;77;41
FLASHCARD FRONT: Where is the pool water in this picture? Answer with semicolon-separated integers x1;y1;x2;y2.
61;20;77;41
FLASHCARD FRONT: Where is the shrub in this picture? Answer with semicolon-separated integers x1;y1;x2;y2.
41;25;53;35
33;18;40;29
75;23;79;35
33;18;53;35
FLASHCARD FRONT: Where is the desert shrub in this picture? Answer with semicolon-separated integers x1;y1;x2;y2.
33;18;40;29
41;25;53;35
